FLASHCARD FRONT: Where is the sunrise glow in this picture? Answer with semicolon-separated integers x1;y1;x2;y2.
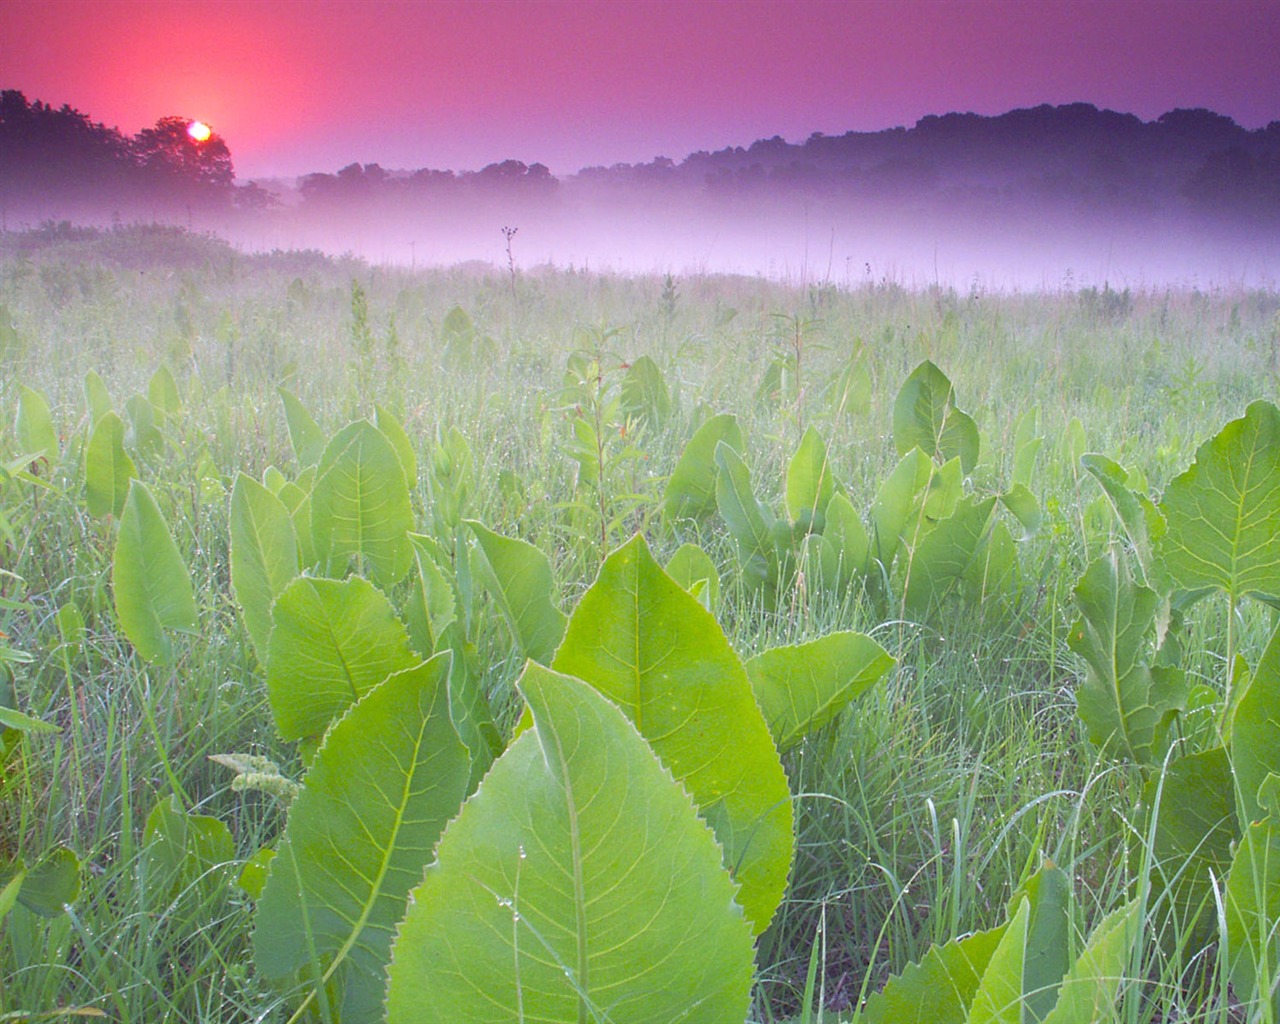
187;120;211;142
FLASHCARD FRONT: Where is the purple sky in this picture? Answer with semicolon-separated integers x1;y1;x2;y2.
3;0;1278;179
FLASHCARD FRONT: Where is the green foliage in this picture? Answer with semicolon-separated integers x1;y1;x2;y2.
0;845;81;920
665;541;721;610
254;654;471;1022
147;364;182;421
83;369;113;425
143;795;233;906
1156;400;1280;602
466;519;567;664
715;440;781;598
744;632;894;752
1225;815;1280;1021
229;473;299;663
14;384;58;463
552;533;794;934
620;353;672;428
384;663;756;1023
112;479;198;664
865;926;1007;1023
860;862;1138;1024
311;420;414;587
1232;622;1280;824
1069;548;1187;765
893;360;980;475
373;403;417;490
903;496;998;615
663;412;744;521
785;424;836;534
265;576;418;743
277;386;326;468
84;411;136;519
1038;901;1139;1024
1142;747;1238;939
1080;454;1163;580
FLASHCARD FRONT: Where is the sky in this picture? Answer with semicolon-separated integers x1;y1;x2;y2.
3;0;1278;180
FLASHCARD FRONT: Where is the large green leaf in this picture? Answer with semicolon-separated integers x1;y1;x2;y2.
1143;746;1239;941
715;441;780;597
311;420;414;588
83;369;113;426
0;845;82;918
1016;862;1072;1024
384;663;756;1023
1081;454;1164;581
142;795;234;906
744;632;894;752
1156;400;1280;602
869;447;933;573
1225;816;1280;1020
1039;900;1139;1024
147;364;181;421
229;473;299;663
374;403;418;490
254;654;471;1022
552;534;793;934
277;386;326;468
265;576;418;742
968;898;1030;1024
860;923;1009;1024
824;491;870;585
84;411;136;519
466;519;567;664
904;496;997;615
1069;549;1187;765
123;393;164;461
893;360;979;475
785;425;835;533
620;354;672;428
113;480;198;664
665;541;721;611
663;412;744;521
404;533;457;657
1233;622;1280;824
15;384;58;463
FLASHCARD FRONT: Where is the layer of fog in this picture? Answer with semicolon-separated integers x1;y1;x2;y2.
8;188;1276;292
221;189;1276;291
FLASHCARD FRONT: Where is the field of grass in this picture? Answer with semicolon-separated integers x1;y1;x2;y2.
2;224;1279;1023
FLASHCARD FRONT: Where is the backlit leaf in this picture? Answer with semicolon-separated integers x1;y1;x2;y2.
229;473;299;662
84;411;136;519
744;632;894;751
1069;549;1187;765
553;533;793;934
265;576;418;742
893;360;979;475
254;654;471;1022
1156;400;1280;602
113;480;198;664
311;420;414;588
384;663;756;1023
466;519;566;665
663;412;744;521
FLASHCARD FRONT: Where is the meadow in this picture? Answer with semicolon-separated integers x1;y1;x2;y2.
1;223;1278;1023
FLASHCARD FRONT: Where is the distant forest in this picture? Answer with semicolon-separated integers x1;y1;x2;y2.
2;88;1277;229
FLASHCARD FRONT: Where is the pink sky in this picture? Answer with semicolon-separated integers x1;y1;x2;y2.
3;0;1278;179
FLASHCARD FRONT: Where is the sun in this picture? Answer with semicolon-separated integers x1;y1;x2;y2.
187;121;212;143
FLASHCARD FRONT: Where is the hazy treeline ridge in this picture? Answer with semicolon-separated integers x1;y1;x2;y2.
2;91;1278;284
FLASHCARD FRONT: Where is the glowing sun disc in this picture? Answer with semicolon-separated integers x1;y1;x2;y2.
188;121;212;142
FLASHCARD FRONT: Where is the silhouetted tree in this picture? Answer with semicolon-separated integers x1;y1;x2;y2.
132;115;234;193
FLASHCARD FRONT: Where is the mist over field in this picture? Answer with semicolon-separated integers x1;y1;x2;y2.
221;185;1279;291
4;95;1277;290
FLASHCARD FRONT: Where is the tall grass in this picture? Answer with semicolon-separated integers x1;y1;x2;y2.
1;224;1277;1021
